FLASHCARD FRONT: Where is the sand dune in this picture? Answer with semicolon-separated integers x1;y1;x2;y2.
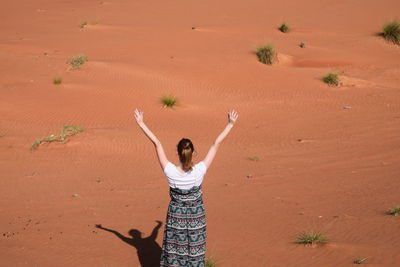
1;0;400;266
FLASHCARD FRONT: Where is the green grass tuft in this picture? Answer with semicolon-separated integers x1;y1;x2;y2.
205;257;217;267
53;77;62;85
389;206;400;216
161;95;177;107
69;54;87;69
322;72;339;86
256;45;276;65
31;125;84;150
247;156;260;161
80;21;88;28
279;22;291;33
79;21;88;28
382;21;400;45
353;257;367;264
296;230;329;246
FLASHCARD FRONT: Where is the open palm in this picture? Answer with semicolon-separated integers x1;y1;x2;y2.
134;109;144;124
228;110;239;124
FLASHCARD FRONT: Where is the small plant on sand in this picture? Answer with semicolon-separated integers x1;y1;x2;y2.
382;21;400;45
279;22;291;33
79;21;88;28
161;95;177;107
53;77;62;85
31;125;84;150
69;54;87;69
296;230;328;246
205;257;217;267
247;156;260;161
389;206;400;216
353;257;367;264
322;72;339;86
256;45;276;65
91;20;99;25
299;42;306;48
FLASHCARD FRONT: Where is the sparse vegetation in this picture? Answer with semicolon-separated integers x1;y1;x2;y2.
256;45;276;65
322;72;339;86
389;206;400;216
161;95;177;107
53;78;62;85
299;42;306;48
31;125;84;150
247;156;260;161
69;54;87;69
79;21;88;28
91;20;99;25
353;257;367;264
382;21;400;45
279;22;291;33
296;230;328;246
205;257;217;267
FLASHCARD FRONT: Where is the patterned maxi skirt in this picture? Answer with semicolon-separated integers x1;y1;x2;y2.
160;186;206;267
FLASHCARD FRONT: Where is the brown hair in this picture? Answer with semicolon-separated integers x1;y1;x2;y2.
177;138;194;172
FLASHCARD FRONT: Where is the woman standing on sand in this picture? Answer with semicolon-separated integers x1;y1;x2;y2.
134;109;238;267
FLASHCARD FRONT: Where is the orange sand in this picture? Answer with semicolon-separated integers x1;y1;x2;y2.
1;0;400;266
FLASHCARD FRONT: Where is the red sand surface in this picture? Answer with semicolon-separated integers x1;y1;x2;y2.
1;0;400;266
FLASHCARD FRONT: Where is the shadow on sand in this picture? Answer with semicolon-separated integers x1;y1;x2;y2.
96;220;162;267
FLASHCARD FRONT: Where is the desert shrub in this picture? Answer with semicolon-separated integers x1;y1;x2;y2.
353;257;367;264
31;125;84;150
256;45;276;65
205;257;216;267
296;230;328;246
322;72;339;86
161;95;177;107
382;21;400;45
389;206;400;216
53;78;62;85
69;54;87;69
279;22;291;33
79;21;88;28
299;42;306;48
247;156;259;161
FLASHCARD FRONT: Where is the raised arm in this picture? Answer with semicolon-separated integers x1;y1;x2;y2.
203;110;238;169
134;109;169;170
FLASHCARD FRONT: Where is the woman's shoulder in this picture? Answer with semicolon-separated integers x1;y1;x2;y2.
164;161;206;174
194;161;207;173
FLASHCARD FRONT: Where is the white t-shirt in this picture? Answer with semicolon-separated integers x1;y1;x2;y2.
163;161;207;189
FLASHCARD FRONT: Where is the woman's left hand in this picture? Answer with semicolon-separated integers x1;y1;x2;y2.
134;109;144;124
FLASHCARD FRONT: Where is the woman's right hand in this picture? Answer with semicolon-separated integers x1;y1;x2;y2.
228;110;239;124
134;109;144;125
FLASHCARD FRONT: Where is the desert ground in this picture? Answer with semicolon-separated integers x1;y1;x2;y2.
1;0;400;266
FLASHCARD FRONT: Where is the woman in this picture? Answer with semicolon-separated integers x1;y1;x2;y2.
134;109;238;267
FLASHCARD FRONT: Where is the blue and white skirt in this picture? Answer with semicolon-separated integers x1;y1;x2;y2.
160;186;206;267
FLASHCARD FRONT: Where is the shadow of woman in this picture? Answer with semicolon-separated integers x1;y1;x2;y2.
96;220;162;267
